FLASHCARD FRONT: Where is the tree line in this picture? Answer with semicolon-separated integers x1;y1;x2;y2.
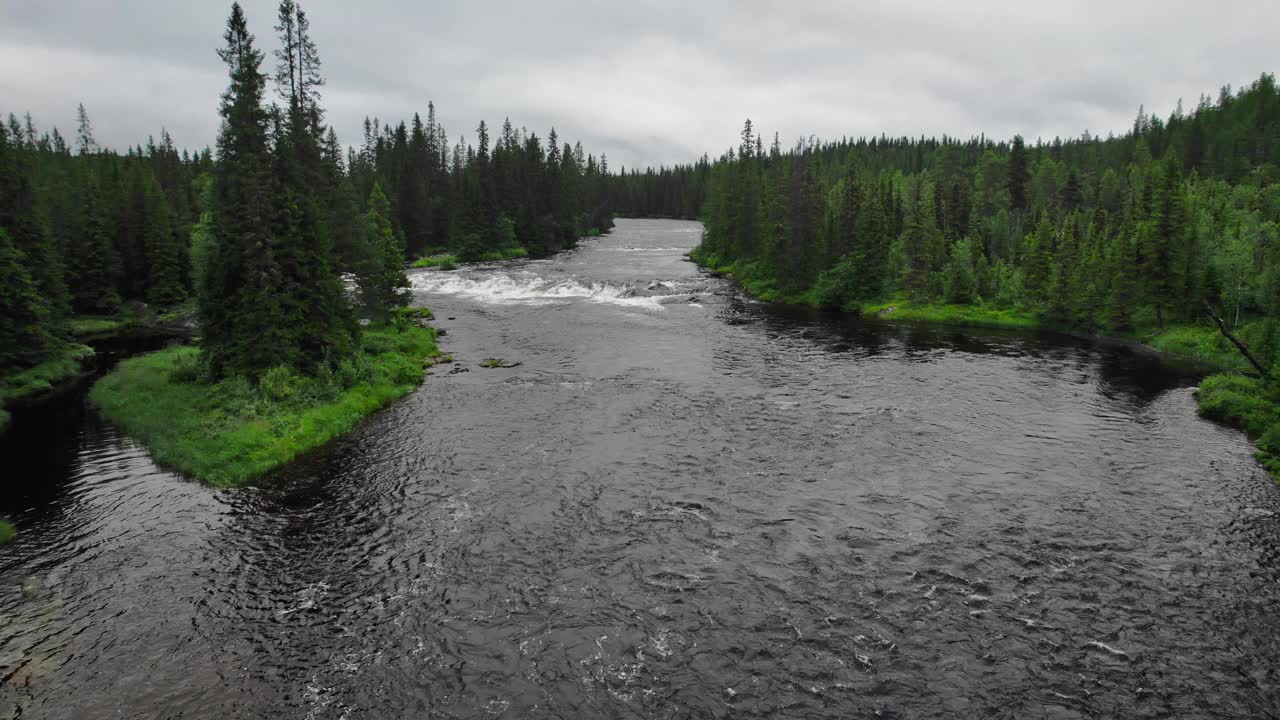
0;0;688;382
696;76;1280;363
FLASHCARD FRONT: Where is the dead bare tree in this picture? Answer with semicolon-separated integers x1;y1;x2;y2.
1204;300;1268;376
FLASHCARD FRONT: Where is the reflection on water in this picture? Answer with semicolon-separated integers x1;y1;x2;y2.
2;219;1279;719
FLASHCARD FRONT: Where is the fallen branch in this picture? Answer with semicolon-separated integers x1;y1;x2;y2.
1204;299;1268;376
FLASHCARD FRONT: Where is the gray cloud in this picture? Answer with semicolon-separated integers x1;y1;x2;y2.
1;0;1276;169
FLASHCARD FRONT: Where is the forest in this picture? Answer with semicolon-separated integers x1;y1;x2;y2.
695;78;1280;341
0;1;707;404
3;0;1279;473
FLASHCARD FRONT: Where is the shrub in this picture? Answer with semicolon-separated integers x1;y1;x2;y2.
1196;374;1280;438
168;347;205;384
336;353;372;388
259;365;303;402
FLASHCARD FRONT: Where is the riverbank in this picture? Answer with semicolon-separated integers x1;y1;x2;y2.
0;343;95;431
691;248;1278;478
90;321;441;487
0;302;201;431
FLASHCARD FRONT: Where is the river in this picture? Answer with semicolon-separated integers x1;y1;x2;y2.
2;218;1279;718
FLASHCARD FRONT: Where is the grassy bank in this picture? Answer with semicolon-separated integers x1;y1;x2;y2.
90;322;440;487
0;519;14;544
1195;374;1280;476
1;343;96;430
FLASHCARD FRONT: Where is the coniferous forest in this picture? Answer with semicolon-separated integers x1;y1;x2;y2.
2;0;1280;475
695;80;1280;342
0;0;690;392
6;2;1280;715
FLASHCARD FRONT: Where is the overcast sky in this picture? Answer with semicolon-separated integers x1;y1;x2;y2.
2;1;1276;169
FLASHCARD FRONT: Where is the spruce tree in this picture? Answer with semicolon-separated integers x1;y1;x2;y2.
1008;135;1029;212
356;182;410;322
203;2;288;375
66;175;122;314
270;0;356;371
0;228;58;372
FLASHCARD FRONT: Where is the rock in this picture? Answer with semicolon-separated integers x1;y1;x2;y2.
21;577;42;600
480;358;521;369
876;306;897;317
447;317;456;321
436;328;447;336
688;296;699;302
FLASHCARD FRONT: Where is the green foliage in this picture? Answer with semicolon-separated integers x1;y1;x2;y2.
0;519;14;545
941;237;980;304
355;181;411;322
89;324;438;487
1;343;93;406
0;228;58;371
411;254;459;269
813;252;877;311
861;301;1040;329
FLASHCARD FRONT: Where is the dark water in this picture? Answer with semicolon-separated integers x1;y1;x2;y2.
3;219;1280;719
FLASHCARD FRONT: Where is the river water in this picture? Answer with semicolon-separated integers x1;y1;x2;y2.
2;218;1279;718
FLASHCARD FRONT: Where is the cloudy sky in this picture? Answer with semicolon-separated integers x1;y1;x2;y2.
2;1;1276;169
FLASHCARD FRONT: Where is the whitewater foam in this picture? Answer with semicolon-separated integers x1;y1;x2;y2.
411;271;665;311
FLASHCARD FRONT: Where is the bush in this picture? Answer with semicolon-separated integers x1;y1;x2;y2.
259;365;303;402
336;353;372;388
1196;373;1280;438
168;346;205;384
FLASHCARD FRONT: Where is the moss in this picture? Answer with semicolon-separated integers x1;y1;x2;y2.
89;323;439;487
0;519;14;544
0;343;95;407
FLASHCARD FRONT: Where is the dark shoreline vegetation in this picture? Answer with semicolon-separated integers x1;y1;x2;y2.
693;78;1280;477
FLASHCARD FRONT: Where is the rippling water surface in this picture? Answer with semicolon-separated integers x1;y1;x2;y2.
3;219;1280;719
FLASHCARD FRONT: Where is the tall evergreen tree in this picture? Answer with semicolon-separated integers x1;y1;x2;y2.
356;181;410;322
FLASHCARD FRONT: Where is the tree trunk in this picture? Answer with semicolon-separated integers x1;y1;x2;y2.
1204;300;1268;376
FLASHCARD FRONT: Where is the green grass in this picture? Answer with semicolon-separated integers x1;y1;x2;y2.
90;323;440;487
476;247;529;262
1196;373;1280;477
414;248;528;268
0;519;14;544
411;254;459;270
1143;325;1252;371
860;300;1041;330
1;343;95;407
67;315;138;339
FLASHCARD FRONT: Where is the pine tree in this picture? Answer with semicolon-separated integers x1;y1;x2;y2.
141;173;186;305
203;2;288;375
66;175;122;314
1008;135;1029;212
356;182;410;322
75;103;96;156
269;0;357;371
0;228;58;372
